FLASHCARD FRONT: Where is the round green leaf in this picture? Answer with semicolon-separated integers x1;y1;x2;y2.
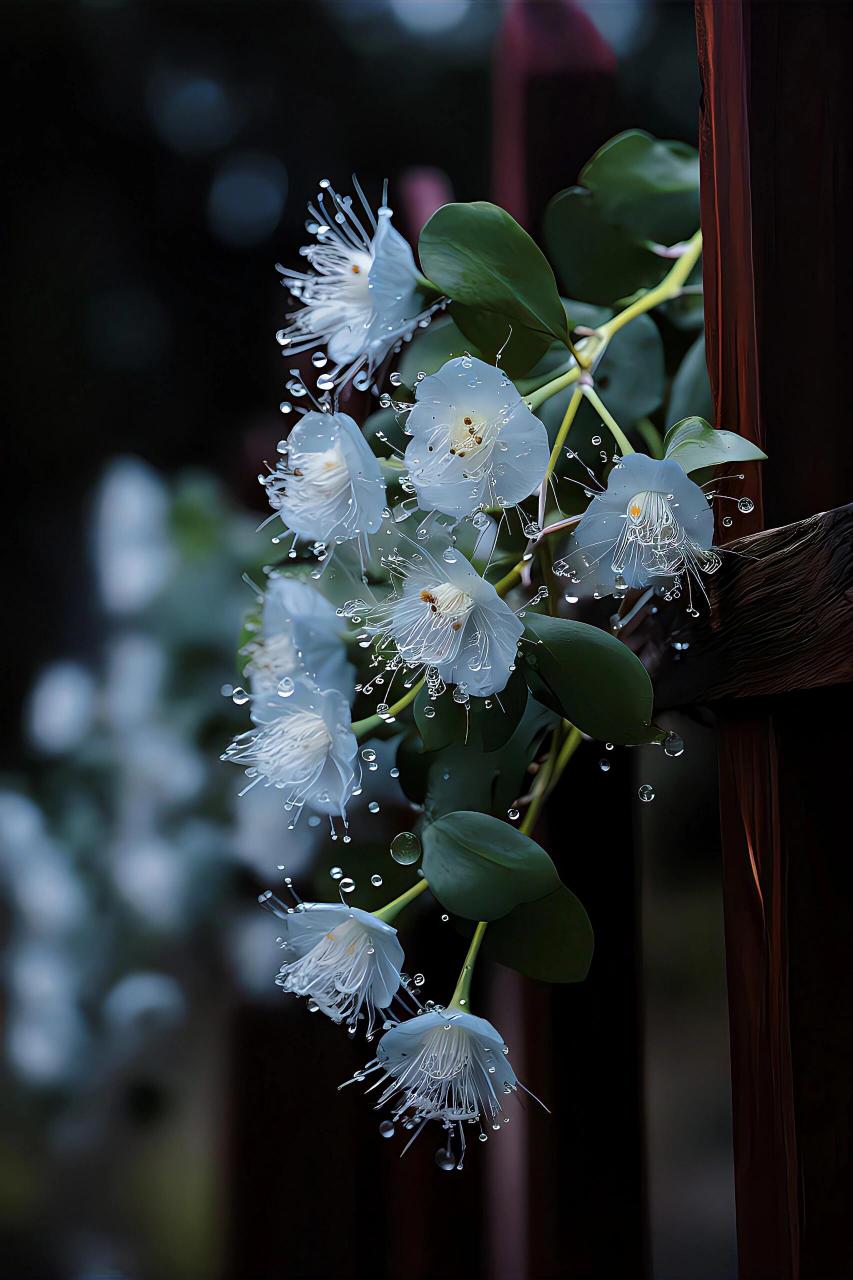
520;613;654;745
450;302;552;379
667;335;713;428
422;810;560;921
581;130;700;246
663;416;767;474
419;201;569;343
544;187;664;305
484;885;594;982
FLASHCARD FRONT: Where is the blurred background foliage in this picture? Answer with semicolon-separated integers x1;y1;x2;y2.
2;2;734;1278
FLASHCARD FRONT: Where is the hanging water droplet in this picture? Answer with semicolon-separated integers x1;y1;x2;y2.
316;373;336;392
389;371;403;387
379;1120;395;1139
371;874;383;888
390;831;421;866
663;731;685;758
231;687;249;705
435;1148;456;1171
638;784;655;803
339;877;356;894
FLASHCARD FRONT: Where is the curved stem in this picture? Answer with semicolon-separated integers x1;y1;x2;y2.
526;363;580;412
351;676;424;739
493;560;524;596
448;920;488;1012
544;385;584;482
520;723;583;836
582;385;635;457
598;230;703;340
372;876;430;924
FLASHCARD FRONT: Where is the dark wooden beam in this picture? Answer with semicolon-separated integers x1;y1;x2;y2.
638;503;853;709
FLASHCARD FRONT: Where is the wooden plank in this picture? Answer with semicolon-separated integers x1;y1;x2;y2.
640;504;853;708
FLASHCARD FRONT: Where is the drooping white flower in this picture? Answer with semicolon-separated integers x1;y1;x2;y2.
363;539;523;698
556;453;720;603
259;897;404;1033
261;410;386;558
275;179;440;387
245;575;354;701
356;1009;520;1162
404;356;549;519
223;677;359;821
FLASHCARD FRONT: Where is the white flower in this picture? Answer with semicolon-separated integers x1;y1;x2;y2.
223;676;359;821
404;356;549;519
259;898;404;1032
364;540;522;698
245;575;354;701
557;453;720;603
262;410;386;557
356;1009;520;1161
275;180;439;387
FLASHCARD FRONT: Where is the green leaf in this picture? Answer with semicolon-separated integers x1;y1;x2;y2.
419;202;569;345
663;416;767;474
580;130;700;246
396;313;474;387
667;334;713;428
450;302;552;379
484;885;594;982
422;810;560;921
544;187;664;305
424;698;556;821
520;613;655;745
543;131;700;305
414;686;466;752
395;732;431;805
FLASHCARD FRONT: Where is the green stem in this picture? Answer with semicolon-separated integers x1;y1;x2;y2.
351;676;425;739
527;363;581;412
582;385;635;456
493;560;524;596
448;920;488;1012
544;385;584;483
372;876;430;924
598;230;703;340
520;723;583;836
520;725;563;835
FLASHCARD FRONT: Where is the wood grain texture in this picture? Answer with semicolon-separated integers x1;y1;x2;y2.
641;504;853;709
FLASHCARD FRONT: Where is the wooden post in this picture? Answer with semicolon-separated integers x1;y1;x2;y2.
693;4;853;1275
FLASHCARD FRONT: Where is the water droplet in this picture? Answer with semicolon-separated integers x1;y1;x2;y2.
361;748;377;763
329;866;343;880
435;1148;456;1171
599;759;610;772
379;1120;395;1138
638;784;655;803
423;705;436;720
231;687;249;705
663;731;685;758
340;877;356;894
311;351;328;368
368;801;380;814
277;676;294;697
371;874;383;888
507;808;520;821
722;515;733;528
737;497;754;514
413;973;425;987
390;831;421;866
441;914;449;923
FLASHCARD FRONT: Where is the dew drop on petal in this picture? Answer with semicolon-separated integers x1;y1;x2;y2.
390;831;421;865
231;687;249;705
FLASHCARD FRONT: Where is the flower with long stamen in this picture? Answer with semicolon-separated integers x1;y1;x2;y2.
555;453;720;601
363;540;523;698
245;575;354;700
404;356;549;519
260;897;404;1032
275;179;440;387
223;677;359;820
262;410;386;555
355;1009;520;1160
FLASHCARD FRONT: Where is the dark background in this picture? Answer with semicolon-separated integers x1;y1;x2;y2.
1;3;733;1278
